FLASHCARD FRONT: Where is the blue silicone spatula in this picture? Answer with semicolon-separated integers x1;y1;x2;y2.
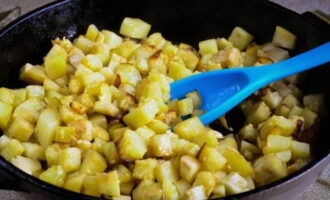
170;41;330;125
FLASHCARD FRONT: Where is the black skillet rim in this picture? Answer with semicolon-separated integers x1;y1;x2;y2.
0;0;329;199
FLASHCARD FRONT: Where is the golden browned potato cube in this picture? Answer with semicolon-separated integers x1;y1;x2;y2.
184;185;206;200
217;37;233;50
19;64;47;84
118;129;147;161
198;146;227;172
174;117;205;141
177;97;194;116
80;149;107;175
54;126;74;143
0;88;15;105
263;135;292;154
228;27;254;50
0;139;25;161
64;174;85;193
68;119;93;141
156;160;178;183
133;158;158;180
222;172;249;195
135;126;155;144
26;85;45;99
132;180;163;200
148;134;173;157
86;24;99;41
45;53;68;80
193;171;215;196
120;17;151;39
199;39;218;56
13;89;27;107
45;144;62;166
219;147;254;178
39;165;66;187
22;142;45;160
97;171;121;197
254;154;287;185
83;175;101;197
180;155;201;183
163;179;180;200
113;164;133;183
272;26;296;49
177;44;199;71
59;147;81;173
73;35;94;54
120;181;135;195
0;101;13;129
291;140;311;159
81;54;103;71
123;99;159;129
35;107;61;147
11;155;41;175
168;59;192;80
102;141;120;165
6;118;34;142
247;102;271;124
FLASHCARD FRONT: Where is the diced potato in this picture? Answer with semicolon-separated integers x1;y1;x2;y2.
0;101;13;129
132;180;163;200
222;172;248;195
35;107;61;147
262;91;282;109
120;17;151;39
59;147;81;173
6;118;34;142
80;149;107;175
123;99;159;129
149;134;172;157
102;30;123;49
168;59;192;80
272;26;296;49
263;135;292;154
39;165;66;187
218;147;254;177
0;139;25;160
162;179;179;200
217;37;233;50
22;142;45;160
45;144;62;166
193;171;215;196
26;85;45;99
118;129;147;161
0;88;15;105
83;176;101;197
212;184;226;198
135;126;155;144
45;54;68;80
54;126;74;143
172;138;200;157
120;181;135;195
275;150;292;163
86;24;99;41
97;171;121;197
291;140;310;159
177;97;194;116
0;135;11;150
156;160;178;183
64;174;85;193
13;89;27;107
114;164;133;183
133;159;158;180
174;117;205;141
180;155;201;183
228;27;254;50
193;128;220;147
19;64;47;84
11;156;41;175
184;185;206;200
112;40;140;58
302;108;317;129
247;102;271;124
175;179;191;197
240;124;258;143
73;35;94;54
81;54;103;71
254;154;287;185
199;39;218;55
303;93;324;113
198;146;227;172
